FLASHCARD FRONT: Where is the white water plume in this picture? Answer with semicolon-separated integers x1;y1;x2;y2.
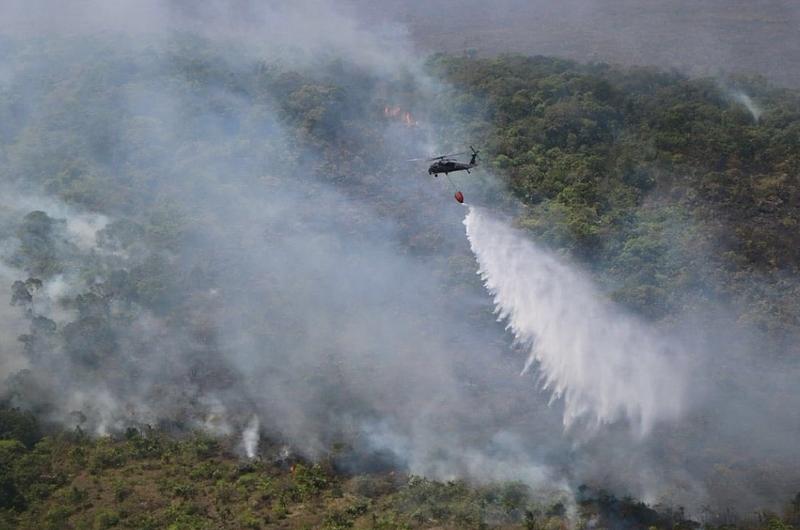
464;206;686;436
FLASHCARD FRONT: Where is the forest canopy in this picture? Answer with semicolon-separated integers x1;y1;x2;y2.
0;32;799;529
428;54;800;331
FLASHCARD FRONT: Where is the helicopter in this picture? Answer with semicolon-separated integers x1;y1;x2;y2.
427;146;480;177
410;146;480;203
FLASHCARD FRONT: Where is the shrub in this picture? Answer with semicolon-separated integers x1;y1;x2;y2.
293;463;329;499
0;408;42;448
93;508;121;529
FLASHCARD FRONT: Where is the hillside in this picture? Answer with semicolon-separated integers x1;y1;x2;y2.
0;28;799;529
428;54;800;333
0;408;780;530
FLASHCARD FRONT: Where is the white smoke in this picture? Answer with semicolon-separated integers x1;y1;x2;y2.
0;262;30;379
464;206;687;436
242;415;260;459
200;398;233;437
0;192;109;251
730;90;763;121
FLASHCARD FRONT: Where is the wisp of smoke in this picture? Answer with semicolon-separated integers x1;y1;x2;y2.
464;206;687;436
729;90;763;121
242;415;260;459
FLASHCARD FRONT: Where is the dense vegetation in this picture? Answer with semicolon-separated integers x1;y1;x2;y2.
6;407;797;530
1;35;800;529
430;54;800;334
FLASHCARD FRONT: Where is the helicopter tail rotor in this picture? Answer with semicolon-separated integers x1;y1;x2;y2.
469;145;481;165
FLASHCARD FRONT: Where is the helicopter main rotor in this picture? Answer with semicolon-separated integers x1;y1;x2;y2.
407;151;469;162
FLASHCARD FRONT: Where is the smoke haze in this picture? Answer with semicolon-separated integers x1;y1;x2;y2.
348;0;800;87
0;0;799;518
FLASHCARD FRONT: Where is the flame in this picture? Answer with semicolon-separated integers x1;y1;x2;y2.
384;105;417;127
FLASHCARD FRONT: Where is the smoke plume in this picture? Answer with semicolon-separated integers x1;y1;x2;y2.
242;416;260;459
0;0;799;517
729;90;764;121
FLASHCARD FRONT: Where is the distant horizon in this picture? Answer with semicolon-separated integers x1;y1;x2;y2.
347;0;800;86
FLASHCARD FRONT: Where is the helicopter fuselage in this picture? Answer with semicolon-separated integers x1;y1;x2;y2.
421;147;479;203
428;157;476;177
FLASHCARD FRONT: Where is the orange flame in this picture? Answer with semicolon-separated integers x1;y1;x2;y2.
384;106;417;127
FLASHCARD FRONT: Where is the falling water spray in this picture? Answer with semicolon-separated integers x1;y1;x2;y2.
464;206;686;436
